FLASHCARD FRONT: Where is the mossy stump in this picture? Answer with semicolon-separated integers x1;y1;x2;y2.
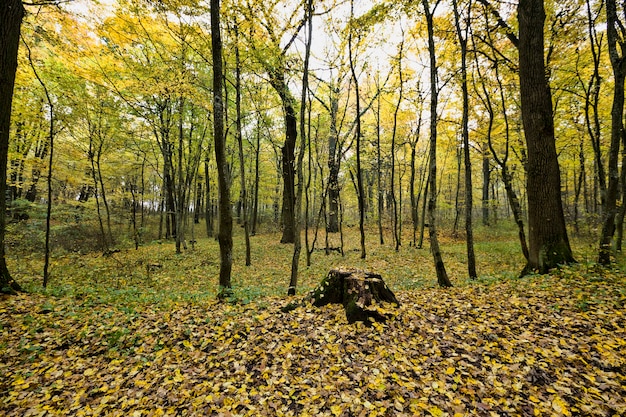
310;267;400;324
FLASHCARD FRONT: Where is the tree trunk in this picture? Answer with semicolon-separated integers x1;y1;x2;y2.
599;0;626;264
423;0;452;287
376;75;385;245
204;156;213;238
267;69;298;244
0;0;24;294
234;24;251;266
453;0;477;279
349;0;366;260
327;90;341;234
482;140;490;226
251;116;261;236
288;0;313;296
211;0;233;298
309;268;400;324
518;0;574;274
390;38;405;251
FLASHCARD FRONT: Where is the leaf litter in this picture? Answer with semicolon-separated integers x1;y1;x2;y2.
1;265;625;416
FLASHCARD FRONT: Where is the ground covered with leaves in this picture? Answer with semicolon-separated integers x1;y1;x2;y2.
1;262;625;416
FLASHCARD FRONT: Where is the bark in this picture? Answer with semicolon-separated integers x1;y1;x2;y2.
327;89;341;233
518;0;574;274
0;0;24;294
211;0;233;297
309;268;399;324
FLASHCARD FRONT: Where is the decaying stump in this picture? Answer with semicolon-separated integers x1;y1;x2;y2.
309;267;400;323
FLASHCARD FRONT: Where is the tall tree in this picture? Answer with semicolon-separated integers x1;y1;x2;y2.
240;0;305;244
288;0;313;295
598;0;626;264
452;0;477;279
211;0;233;298
233;22;251;266
390;36;406;252
0;0;25;294
423;0;452;287
23;38;57;288
349;0;366;259
518;0;574;274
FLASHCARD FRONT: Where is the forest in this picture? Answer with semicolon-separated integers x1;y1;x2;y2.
1;0;625;415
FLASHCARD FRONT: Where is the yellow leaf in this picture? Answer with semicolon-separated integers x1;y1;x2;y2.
429;406;444;417
83;368;96;377
173;368;184;383
330;405;343;416
552;396;571;416
445;366;456;375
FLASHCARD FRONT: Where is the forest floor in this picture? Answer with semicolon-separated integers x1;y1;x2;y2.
1;227;625;416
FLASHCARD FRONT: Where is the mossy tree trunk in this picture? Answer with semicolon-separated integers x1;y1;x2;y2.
310;268;399;324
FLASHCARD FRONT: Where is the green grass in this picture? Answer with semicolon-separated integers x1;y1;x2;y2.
7;222;610;310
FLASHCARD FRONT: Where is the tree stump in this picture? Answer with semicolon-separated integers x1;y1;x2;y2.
309;267;400;324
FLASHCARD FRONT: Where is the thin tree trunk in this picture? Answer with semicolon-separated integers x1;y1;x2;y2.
288;0;313;295
204;156;213;238
452;146;462;237
251;116;261;235
482;140;490;226
376;75;385;245
234;23;251;266
599;0;626;264
175;98;185;254
473;20;529;261
349;0;366;260
423;0;452;287
24;37;57;288
96;143;114;246
453;0;477;279
614;120;626;249
89;138;107;252
390;38;405;251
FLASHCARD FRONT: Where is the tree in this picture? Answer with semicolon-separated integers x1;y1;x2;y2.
288;0;313;295
348;0;366;260
240;0;305;244
452;0;477;279
598;0;626;264
0;0;25;294
423;0;452;288
472;5;530;261
518;0;574;274
211;0;233;298
232;22;251;266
